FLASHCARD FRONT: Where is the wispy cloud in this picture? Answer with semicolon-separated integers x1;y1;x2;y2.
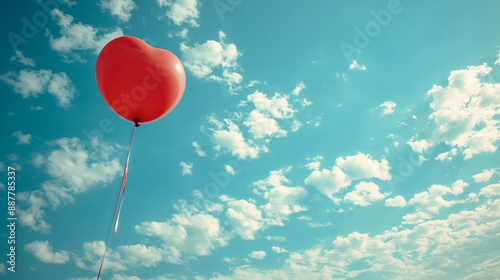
192;141;207;157
10;50;35;66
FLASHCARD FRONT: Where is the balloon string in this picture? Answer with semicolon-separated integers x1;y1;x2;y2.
96;123;137;280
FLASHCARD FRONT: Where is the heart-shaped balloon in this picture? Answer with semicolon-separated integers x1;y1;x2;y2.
96;36;186;124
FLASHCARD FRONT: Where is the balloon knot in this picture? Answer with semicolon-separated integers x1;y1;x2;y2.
134;119;140;127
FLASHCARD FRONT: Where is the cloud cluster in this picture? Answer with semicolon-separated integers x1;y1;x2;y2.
134;196;229;264
75;241;165;272
222;197;263;240
253;169;308;226
208;86;307;159
424;64;500;160
213;192;500;279
305;152;391;205
1;69;76;108
49;9;123;61
18;137;122;233
209;116;266;159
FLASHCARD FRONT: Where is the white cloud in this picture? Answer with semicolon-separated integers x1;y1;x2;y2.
344;182;388;206
19;137;121;233
385;195;407;207
336;152;392;181
380;101;396;116
292;82;306;96
61;0;76;6
49;9;123;56
249;250;266;260
409;184;455;214
17;191;51;233
1;69;76;108
100;0;137;22
157;0;200;27
407;138;433;153
215;197;500;280
48;72;77;106
179;161;193;176
435;148;457;161
304;166;351;203
12;131;32;145
473;168;496;183
244;110;287;139
426;64;500;160
75;241;164;273
75;241;126;272
180;31;242;91
210;117;265;159
271;246;288;253
192;141;207;157
30;105;43;110
34;137;121;206
117;244;164;267
402;210;433;225
244;91;295;119
135;199;229;263
265;235;286;242
24;241;69;264
254;169;308;226
301;98;312;107
349;60;367;71
451;179;469;195
240;89;303;143
223;197;263;240
479;183;500;197
10;50;35;66
305;156;323;170
278;119;296;134
176;28;189;39
225;164;235;176
496;51;500;65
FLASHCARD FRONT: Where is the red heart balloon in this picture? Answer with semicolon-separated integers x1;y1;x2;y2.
96;36;186;124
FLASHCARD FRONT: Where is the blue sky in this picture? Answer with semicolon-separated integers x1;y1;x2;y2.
1;0;500;279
